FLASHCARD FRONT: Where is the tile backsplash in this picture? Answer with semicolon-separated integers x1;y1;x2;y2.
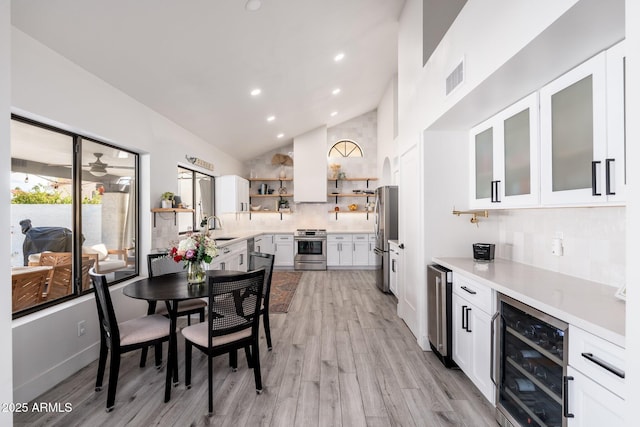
495;207;625;288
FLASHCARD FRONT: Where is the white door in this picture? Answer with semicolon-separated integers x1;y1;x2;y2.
452;294;470;372
468;306;494;404
398;141;422;338
567;367;625;427
352;235;369;266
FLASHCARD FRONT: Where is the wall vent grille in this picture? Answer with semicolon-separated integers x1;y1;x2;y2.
446;60;464;95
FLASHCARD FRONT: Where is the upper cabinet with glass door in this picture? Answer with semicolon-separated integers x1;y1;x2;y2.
470;93;539;209
540;41;626;205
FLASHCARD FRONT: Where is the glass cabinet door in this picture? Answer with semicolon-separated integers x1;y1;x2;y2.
474;127;494;201
540;51;607;205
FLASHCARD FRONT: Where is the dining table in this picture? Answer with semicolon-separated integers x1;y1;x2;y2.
122;269;246;402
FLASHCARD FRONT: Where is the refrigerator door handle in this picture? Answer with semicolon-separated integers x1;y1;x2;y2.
373;247;384;255
435;276;443;352
490;311;500;386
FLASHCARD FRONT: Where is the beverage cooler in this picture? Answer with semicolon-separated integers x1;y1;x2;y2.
493;293;569;427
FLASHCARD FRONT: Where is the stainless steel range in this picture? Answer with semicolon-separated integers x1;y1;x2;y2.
294;229;327;270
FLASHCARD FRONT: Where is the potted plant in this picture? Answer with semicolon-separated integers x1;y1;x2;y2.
161;192;174;208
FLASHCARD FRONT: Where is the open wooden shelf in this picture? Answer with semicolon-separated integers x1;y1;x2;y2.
151;208;194;227
251;193;294;198
248;178;293;182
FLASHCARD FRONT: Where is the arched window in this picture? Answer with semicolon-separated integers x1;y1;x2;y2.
328;139;363;158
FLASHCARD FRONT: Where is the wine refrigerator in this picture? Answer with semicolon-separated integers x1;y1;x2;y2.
493;293;569;427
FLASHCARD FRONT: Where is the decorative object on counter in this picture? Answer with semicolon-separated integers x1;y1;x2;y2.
472;243;495;261
161;192;174;208
329;163;341;179
271;153;293;179
452;208;489;227
348;203;358;211
168;232;217;285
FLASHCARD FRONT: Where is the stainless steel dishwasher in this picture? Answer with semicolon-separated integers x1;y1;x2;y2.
427;264;457;368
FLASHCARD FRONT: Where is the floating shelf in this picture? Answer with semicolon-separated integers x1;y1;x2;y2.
328;210;372;220
251;193;294;198
328;177;378;188
151;208;194;227
327;192;374;203
248;210;291;221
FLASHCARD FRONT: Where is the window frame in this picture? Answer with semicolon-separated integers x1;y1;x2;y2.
177;166;216;234
11;114;140;319
328;139;364;158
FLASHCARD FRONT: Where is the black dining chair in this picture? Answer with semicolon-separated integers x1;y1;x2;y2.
181;269;265;414
89;268;170;412
139;253;208;367
248;252;275;350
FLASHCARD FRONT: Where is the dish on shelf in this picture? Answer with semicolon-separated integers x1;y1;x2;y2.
348;203;358;211
250;205;262;211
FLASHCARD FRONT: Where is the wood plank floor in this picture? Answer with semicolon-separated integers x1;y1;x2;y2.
14;270;496;426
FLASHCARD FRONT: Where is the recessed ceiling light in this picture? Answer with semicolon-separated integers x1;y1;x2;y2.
332;88;341;95
267;115;276;122
330;111;338;117
277;133;284;139
245;0;262;11
334;52;345;62
250;88;262;96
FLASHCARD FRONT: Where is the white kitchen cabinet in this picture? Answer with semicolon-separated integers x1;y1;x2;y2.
566;324;626;426
209;240;247;272
388;241;399;296
368;234;379;266
470;92;539;208
327;234;353;267
273;234;294;267
352;234;369;266
452;274;494;404
566;367;624;427
540;42;626;206
254;234;275;255
215;175;249;214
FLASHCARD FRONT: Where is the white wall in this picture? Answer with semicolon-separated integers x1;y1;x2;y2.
0;0;14;424
9;28;244;402
377;76;397;185
625;0;639;424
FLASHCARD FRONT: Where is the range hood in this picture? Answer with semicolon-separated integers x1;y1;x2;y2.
293;126;328;203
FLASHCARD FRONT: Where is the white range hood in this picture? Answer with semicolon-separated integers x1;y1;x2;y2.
293;126;328;203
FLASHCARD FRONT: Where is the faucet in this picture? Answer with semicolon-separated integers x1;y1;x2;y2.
201;215;223;233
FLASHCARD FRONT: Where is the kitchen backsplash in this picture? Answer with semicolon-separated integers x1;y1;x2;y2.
494;207;625;288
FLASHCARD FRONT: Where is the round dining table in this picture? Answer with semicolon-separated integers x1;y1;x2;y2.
123;269;245;402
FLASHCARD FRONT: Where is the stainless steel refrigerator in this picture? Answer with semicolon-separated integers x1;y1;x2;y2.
373;185;398;292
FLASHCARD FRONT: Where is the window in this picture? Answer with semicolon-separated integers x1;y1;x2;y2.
328;139;363;158
177;166;215;234
10;116;139;317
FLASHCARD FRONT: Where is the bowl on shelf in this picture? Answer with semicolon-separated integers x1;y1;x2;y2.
250;205;262;211
348;203;358;211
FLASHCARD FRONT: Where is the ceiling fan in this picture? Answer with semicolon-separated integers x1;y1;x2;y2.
85;152;135;177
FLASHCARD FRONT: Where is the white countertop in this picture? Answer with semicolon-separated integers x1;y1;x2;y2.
432;257;625;347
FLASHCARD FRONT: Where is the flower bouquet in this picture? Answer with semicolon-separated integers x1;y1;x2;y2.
169;232;218;284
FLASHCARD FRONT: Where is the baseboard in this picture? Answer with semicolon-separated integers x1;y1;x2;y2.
13;341;100;403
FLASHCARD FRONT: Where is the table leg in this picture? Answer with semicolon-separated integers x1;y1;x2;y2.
164;300;180;402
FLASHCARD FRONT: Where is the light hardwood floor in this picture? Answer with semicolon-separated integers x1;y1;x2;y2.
15;270;496;426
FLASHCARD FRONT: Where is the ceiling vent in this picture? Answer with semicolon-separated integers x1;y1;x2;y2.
445;59;464;95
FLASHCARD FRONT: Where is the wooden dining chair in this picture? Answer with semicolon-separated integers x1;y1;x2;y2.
89;269;171;412
11;269;49;312
139;253;208;368
248;252;275;351
181;269;265;414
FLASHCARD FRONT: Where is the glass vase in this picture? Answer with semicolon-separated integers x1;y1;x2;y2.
186;261;206;285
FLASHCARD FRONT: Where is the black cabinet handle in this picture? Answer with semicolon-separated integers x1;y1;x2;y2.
462;305;467;331
581;352;625;378
563;375;574;418
465;307;472;332
398;243;405;249
491;180;501;203
606;158;616;195
461;286;477;295
592;161;602;196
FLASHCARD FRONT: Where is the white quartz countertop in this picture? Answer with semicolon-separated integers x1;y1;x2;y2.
432;257;625;347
